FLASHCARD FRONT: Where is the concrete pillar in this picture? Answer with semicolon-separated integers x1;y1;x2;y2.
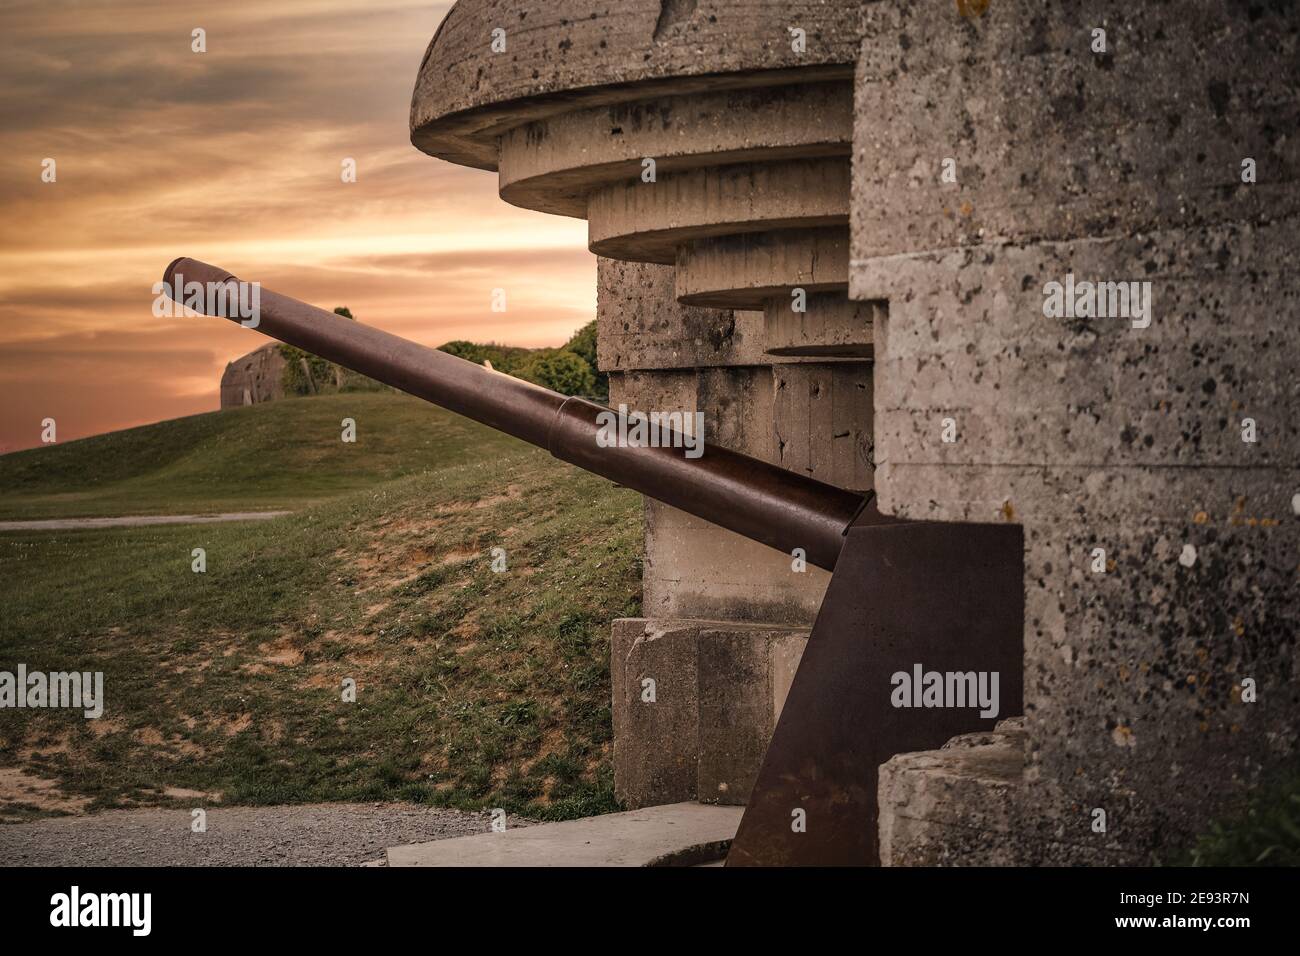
856;0;1300;862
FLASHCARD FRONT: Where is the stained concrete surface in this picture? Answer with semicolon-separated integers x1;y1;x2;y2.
386;802;742;867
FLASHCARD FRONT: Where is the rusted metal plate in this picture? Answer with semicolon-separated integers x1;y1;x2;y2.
726;516;1024;866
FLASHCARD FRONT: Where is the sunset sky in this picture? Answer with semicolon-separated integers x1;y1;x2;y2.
0;0;595;452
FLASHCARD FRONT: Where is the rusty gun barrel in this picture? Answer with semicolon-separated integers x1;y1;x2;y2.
164;257;865;570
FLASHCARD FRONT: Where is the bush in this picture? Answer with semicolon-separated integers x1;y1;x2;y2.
279;346;336;396
280;307;391;395
438;341;535;375
563;321;607;401
440;324;604;400
272;311;609;402
516;350;596;396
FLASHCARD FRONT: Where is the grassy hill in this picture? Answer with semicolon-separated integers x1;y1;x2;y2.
0;393;526;520
0;393;643;821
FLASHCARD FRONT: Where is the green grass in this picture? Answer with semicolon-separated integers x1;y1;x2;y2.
1177;767;1300;866
0;393;643;821
0;392;523;519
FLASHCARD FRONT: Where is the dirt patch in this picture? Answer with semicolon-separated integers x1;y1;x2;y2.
159;786;222;801
173;738;206;757
215;713;253;736
0;768;91;819
448;608;483;638
434;483;523;515
437;549;478;566
88;717;125;738
343;484;522;593
259;638;304;666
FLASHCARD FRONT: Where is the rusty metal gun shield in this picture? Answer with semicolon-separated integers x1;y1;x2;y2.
727;519;1024;866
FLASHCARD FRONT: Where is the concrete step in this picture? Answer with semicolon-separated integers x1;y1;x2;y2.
386;803;743;867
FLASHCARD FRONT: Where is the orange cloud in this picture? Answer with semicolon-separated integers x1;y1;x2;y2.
0;0;595;452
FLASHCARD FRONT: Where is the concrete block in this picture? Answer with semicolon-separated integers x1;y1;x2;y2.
611;619;699;808
697;629;777;804
642;500;830;625
879;719;1027;867
879;719;1152;866
611;619;810;809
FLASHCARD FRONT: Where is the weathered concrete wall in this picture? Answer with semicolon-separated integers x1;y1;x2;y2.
857;0;1300;862
219;343;285;409
597;256;773;371
601;257;876;623
599;255;865;803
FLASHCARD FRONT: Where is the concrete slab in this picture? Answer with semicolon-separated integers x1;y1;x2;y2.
386;803;743;867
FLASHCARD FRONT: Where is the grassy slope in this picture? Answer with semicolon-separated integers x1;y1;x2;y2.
0;394;642;821
0;393;523;519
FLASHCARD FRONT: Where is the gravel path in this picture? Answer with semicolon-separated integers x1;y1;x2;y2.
0;512;292;532
0;803;528;867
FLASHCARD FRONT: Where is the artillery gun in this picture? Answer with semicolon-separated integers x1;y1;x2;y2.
167;256;1022;866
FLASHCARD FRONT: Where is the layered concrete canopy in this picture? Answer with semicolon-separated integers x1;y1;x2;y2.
411;0;874;358
411;0;861;171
